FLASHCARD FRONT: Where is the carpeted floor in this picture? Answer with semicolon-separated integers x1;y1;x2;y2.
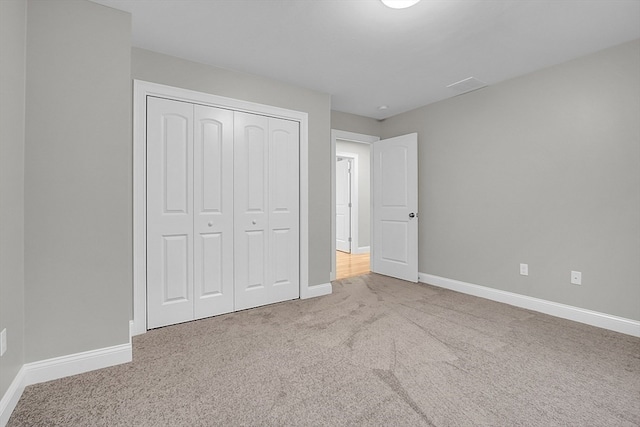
8;274;640;426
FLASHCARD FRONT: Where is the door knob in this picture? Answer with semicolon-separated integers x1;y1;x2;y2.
252;220;257;225
409;213;416;218
208;221;213;227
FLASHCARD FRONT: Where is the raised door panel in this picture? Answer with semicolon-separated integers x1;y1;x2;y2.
234;112;270;310
147;97;195;329
246;230;266;289
193;105;234;319
378;146;410;267
199;233;223;294
246;126;266;212
267;118;299;302
380;221;408;264
162;235;190;301
380;147;408;208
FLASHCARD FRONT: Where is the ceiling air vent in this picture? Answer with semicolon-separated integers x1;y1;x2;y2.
446;77;488;95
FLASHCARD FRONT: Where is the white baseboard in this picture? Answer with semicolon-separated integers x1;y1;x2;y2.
0;367;25;427
419;273;640;338
24;342;132;386
353;246;370;254
301;282;332;299
0;341;132;427
130;318;145;338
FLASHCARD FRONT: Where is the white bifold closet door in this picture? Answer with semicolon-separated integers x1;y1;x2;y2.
234;112;300;311
146;97;299;329
193;104;235;320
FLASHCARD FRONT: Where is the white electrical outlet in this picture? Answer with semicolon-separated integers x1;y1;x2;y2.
571;271;582;285
0;329;6;357
519;263;528;276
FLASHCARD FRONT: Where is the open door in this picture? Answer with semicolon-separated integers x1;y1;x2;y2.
336;157;352;253
372;133;418;282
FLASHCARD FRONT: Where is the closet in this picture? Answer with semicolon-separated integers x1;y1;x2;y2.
146;96;299;329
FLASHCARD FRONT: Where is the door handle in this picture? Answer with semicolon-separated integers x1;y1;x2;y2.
409;212;416;218
208;221;213;227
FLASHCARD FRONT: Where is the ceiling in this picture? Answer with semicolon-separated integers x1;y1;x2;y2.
91;0;640;120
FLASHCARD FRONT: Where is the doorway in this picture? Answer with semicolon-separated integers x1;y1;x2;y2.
331;130;379;281
331;130;419;283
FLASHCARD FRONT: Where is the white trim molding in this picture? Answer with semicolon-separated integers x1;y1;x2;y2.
353;246;370;255
23;343;132;386
301;282;332;299
419;273;640;337
0;367;25;427
0;342;132;427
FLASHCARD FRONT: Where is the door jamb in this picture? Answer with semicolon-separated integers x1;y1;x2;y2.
330;130;379;281
133;80;314;336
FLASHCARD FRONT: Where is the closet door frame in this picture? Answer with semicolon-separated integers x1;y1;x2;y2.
132;80;321;336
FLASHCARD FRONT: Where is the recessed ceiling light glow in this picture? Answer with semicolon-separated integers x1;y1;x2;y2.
381;0;421;9
378;105;389;110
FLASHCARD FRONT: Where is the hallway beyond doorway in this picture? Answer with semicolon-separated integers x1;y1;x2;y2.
336;251;370;280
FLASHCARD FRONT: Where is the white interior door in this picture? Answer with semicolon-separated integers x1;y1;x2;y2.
147;97;195;328
147;99;235;329
234;112;300;311
147;98;300;329
268;117;300;304
193;105;234;320
336;157;352;253
372;133;418;282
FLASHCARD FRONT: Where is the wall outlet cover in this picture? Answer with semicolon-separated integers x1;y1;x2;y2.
520;263;528;276
571;271;582;285
0;328;6;356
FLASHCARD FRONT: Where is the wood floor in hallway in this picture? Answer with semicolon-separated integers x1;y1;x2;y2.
336;251;370;280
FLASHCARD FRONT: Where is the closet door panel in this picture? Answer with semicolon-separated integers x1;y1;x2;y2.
268;118;300;301
147;98;301;328
246;126;266;211
162;235;190;300
199;233;223;294
147;97;194;329
246;230;266;288
234;112;270;310
193;105;235;319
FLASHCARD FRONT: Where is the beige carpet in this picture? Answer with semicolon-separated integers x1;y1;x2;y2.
8;274;640;426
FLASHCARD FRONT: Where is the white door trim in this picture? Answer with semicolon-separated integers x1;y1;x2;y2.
133;80;310;336
330;130;379;281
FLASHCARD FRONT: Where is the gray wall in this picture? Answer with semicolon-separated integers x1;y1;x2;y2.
332;110;381;137
24;0;132;362
336;141;371;249
381;40;640;320
132;48;332;287
0;0;26;399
